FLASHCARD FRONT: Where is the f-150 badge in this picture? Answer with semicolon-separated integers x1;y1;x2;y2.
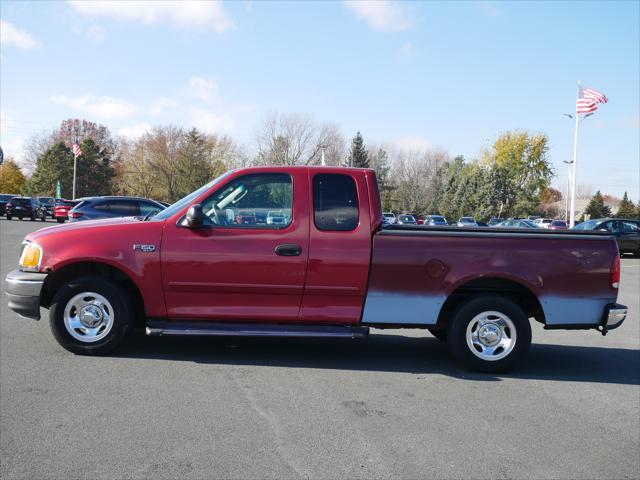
133;244;156;252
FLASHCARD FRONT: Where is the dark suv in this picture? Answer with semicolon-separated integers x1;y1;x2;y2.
36;196;56;219
5;197;40;221
572;218;640;256
68;196;166;222
0;193;19;216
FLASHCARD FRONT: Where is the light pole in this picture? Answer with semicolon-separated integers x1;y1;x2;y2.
563;110;592;226
68;123;81;200
563;160;573;220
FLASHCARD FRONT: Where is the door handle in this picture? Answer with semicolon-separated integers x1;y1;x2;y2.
275;244;302;256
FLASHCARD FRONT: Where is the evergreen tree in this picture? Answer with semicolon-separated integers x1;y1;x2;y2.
348;131;368;168
616;192;636;218
24;142;74;198
24;139;114;198
583;190;612;220
369;148;393;210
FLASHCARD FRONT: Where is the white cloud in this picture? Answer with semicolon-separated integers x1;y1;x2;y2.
344;1;411;32
67;0;233;33
72;24;106;44
0;20;41;50
150;97;180;116
478;1;504;18
188;107;235;133
118;123;152;139
50;94;137;119
399;41;415;59
394;136;430;152
188;77;219;101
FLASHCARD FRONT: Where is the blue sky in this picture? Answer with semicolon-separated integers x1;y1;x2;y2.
1;0;638;200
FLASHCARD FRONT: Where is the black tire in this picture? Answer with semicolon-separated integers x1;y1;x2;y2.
56;218;65;223
40;212;46;222
19;216;23;220
447;296;531;373
30;214;36;221
6;215;11;220
427;327;447;341
49;276;135;355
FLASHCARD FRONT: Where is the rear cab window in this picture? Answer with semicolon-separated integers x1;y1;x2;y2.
313;173;359;231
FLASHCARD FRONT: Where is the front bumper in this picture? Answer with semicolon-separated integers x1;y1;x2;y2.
4;269;47;320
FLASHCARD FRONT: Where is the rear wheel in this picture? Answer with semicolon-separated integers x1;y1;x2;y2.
49;276;135;355
447;296;531;373
6;215;11;220
56;218;65;223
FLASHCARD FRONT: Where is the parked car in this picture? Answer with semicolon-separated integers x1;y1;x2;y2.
382;212;397;224
53;199;79;223
488;218;503;226
572;218;640;256
534;218;554;229
236;210;257;225
36;196;56;219
0;193;19;216
68;196;166;222
5;197;39;221
4;166;627;373
424;215;448;226
496;219;540;229
476;221;489;227
266;210;287;226
457;217;478;227
549;220;568;231
397;214;417;225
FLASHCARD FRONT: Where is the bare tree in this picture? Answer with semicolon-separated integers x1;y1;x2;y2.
576;183;594;199
255;113;344;166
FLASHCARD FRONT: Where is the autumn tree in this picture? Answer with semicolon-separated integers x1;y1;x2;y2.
482;130;554;216
0;159;27;193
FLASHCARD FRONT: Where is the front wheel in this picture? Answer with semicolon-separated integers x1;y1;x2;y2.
447;296;531;373
56;218;65;223
40;212;46;222
49;276;135;355
6;215;11;220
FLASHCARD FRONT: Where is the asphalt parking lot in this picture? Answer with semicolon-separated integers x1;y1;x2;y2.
1;218;639;479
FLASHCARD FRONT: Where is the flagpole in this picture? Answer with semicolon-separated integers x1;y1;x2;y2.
569;80;581;227
72;154;77;200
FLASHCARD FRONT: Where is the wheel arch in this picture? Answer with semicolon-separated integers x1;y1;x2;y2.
41;261;147;327
435;276;545;329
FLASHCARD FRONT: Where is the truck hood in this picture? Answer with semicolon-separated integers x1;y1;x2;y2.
24;217;166;273
27;217;153;242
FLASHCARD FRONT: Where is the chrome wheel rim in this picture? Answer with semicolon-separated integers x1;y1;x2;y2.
63;292;114;343
466;310;516;361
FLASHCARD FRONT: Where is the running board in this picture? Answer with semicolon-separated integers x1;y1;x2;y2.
145;320;369;338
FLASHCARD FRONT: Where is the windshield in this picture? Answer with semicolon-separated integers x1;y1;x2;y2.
152;171;233;221
572;219;599;230
431;216;446;222
460;217;475;223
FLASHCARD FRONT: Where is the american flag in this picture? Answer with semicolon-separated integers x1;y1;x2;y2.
582;87;608;104
72;142;82;159
576;98;598;114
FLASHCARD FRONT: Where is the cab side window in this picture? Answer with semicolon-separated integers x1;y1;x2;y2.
201;174;293;228
313;174;359;231
622;221;639;233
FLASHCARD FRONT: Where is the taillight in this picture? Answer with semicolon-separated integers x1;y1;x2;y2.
68;211;83;219
610;254;620;289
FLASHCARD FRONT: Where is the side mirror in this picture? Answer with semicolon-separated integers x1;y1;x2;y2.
185;204;204;228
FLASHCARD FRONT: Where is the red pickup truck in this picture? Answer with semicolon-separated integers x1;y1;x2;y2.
4;167;628;372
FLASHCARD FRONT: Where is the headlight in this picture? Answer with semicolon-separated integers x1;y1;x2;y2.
19;242;43;272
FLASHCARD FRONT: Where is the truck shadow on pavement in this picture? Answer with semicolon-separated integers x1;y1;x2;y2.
115;331;640;386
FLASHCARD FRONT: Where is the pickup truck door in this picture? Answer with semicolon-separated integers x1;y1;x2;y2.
299;171;374;324
161;170;310;321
